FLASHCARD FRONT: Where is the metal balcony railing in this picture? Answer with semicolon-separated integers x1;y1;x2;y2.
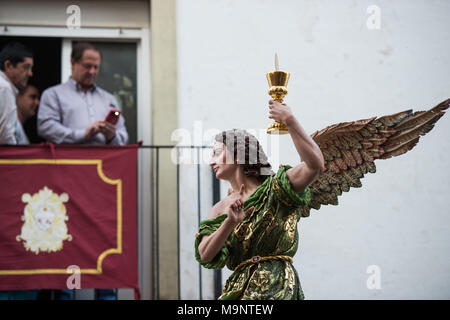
144;145;222;300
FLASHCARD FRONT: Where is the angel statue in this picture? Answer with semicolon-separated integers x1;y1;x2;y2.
194;98;449;300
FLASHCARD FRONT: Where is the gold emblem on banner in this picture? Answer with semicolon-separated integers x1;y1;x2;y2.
16;186;72;255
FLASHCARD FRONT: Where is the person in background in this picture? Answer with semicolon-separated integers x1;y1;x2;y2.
16;84;40;144
0;42;33;145
37;42;127;300
37;42;128;145
0;43;38;300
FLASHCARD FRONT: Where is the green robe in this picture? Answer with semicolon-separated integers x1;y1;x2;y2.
195;165;311;300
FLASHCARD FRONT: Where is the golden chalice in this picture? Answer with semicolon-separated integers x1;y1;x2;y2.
266;70;290;134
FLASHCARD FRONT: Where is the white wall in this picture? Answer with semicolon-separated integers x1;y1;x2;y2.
176;0;450;299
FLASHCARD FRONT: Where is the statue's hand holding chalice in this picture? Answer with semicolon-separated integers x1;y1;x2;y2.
268;99;294;124
266;54;291;134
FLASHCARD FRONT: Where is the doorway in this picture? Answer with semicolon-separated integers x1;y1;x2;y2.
0;36;61;143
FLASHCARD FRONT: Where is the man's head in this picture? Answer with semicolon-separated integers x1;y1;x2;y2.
17;84;40;123
70;42;102;90
0;42;34;90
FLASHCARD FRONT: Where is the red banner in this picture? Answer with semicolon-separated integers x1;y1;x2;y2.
0;144;139;297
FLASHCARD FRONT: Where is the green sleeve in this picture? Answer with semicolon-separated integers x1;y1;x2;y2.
194;213;229;269
272;165;311;208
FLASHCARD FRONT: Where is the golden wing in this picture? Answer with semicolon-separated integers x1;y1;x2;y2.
299;98;450;218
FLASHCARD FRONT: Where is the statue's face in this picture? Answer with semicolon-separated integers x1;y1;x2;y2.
210;142;239;180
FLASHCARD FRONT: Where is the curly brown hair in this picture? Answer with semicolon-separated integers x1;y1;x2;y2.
215;129;274;182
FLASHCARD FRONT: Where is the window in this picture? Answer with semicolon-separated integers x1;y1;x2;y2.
73;41;138;143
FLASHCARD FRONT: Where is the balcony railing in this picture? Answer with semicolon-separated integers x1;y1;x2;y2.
144;145;222;300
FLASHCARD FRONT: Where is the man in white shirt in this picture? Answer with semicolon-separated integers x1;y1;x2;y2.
0;42;34;144
0;45;37;300
37;42;128;145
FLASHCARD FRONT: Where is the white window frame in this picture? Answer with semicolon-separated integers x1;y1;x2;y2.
0;25;153;300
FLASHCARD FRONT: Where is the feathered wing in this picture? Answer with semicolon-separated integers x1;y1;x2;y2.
299;98;450;218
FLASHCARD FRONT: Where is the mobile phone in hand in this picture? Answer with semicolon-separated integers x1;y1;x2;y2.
105;109;121;125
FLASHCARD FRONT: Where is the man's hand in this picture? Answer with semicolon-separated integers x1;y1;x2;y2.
98;120;117;142
84;121;101;141
268;99;294;123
